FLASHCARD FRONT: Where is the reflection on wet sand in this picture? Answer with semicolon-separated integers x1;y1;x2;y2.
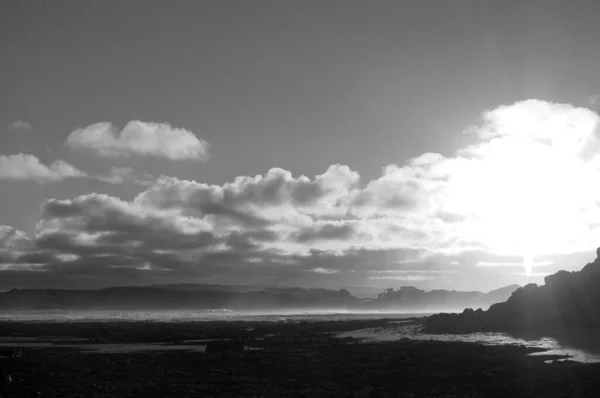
338;324;600;363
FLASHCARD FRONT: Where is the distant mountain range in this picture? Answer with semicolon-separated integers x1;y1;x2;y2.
363;284;520;312
0;283;519;313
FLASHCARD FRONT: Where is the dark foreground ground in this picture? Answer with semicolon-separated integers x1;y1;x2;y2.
2;319;600;397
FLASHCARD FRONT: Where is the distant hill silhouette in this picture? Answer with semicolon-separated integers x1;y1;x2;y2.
364;284;519;312
151;283;271;294
425;248;600;333
0;283;517;312
0;286;356;311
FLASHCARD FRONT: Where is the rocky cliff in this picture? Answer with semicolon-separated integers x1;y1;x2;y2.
425;248;600;333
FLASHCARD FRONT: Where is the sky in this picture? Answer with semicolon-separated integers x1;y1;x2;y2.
2;0;600;293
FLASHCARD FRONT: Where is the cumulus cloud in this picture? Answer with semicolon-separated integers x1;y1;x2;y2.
0;154;87;183
4;100;600;288
7;120;32;131
65;121;210;161
0;225;31;250
0;225;34;266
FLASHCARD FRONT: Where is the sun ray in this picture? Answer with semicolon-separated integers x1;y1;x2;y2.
522;252;534;277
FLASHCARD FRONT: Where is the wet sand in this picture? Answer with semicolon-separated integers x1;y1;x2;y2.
339;323;600;364
2;318;600;397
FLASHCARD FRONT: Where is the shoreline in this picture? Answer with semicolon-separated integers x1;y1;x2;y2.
2;318;600;396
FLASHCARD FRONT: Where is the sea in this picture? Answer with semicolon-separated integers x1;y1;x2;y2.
0;309;433;322
2;309;600;363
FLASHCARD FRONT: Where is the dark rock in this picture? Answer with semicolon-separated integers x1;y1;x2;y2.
205;340;245;355
0;349;22;358
425;246;600;333
0;371;11;390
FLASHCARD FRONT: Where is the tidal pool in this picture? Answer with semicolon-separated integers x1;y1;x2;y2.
338;324;600;363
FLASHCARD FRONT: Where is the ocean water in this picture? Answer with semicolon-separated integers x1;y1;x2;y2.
0;310;433;323
4;310;598;363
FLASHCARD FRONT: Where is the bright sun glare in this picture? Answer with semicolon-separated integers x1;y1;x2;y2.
444;102;600;276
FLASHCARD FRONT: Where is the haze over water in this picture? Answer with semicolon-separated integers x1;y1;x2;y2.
0;310;434;323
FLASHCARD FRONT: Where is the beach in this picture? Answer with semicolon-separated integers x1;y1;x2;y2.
2;317;600;397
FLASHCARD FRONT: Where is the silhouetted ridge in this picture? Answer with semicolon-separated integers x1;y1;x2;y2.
425;248;600;333
0;286;358;311
366;284;519;311
0;284;516;312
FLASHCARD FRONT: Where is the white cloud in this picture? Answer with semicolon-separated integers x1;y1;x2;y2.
368;275;436;281
369;270;461;274
65;121;210;161
510;272;550;277
309;267;340;274
7;120;31;131
5;99;600;286
95;167;154;186
0;154;87;183
433;100;600;258
476;261;554;267
0;225;31;250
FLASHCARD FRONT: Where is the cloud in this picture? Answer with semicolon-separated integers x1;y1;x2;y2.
369;270;462;274
369;275;436;281
0;225;33;265
134;164;360;230
0;155;151;186
0;153;87;183
7;120;31;131
4;99;600;288
94;167;154;186
291;222;358;243
65;121;210;161
0;225;31;250
510;272;550;277
476;261;554;267
38;193;219;253
308;267;340;274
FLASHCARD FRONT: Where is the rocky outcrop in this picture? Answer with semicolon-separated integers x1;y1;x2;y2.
0;349;22;359
425;248;600;333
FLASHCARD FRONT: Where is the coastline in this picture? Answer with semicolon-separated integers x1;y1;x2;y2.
2;318;600;397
